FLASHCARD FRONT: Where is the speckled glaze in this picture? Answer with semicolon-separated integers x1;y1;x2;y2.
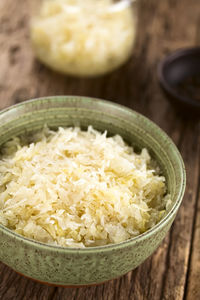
0;96;186;286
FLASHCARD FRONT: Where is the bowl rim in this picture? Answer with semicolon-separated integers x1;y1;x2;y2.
0;96;186;253
157;47;200;109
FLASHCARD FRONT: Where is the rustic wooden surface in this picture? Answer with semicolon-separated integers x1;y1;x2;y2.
0;0;200;299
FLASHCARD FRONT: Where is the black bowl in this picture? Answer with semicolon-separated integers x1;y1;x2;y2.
158;47;200;117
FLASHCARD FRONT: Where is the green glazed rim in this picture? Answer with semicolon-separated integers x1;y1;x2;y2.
0;96;186;253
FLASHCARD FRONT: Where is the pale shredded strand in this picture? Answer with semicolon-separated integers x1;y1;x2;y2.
0;127;171;248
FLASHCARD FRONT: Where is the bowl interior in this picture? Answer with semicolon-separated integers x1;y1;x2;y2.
0;96;185;241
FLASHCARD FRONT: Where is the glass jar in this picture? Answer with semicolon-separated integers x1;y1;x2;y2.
30;0;138;77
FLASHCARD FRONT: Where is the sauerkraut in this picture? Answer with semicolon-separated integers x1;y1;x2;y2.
30;0;136;76
0;127;171;248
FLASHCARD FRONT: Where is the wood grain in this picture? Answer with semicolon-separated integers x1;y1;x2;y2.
0;0;200;299
185;125;200;300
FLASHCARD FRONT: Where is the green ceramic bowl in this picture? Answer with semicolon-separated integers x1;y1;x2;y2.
0;96;186;286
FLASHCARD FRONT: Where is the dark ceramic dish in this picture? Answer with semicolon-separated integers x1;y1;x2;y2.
158;47;200;117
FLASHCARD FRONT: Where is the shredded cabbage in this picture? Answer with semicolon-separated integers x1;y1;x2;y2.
30;0;136;76
0;127;171;247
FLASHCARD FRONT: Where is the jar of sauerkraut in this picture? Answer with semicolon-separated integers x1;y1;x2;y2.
30;0;138;77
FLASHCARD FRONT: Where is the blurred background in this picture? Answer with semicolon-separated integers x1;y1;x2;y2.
1;0;199;126
0;0;200;300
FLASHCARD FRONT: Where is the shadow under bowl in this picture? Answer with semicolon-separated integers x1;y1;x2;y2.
158;47;200;117
0;96;186;286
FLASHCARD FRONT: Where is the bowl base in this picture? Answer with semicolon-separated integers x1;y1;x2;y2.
3;262;123;288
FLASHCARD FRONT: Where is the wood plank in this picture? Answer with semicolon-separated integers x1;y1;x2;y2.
160;122;200;300
185;131;200;300
184;12;200;300
0;263;56;300
0;0;199;299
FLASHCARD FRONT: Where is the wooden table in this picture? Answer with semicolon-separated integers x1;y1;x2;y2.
0;0;200;299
